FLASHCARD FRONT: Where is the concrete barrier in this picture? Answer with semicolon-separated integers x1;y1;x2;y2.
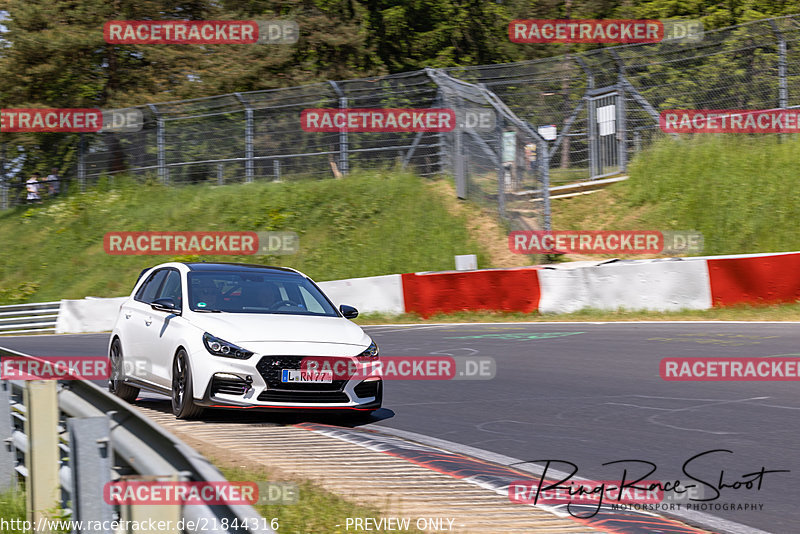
401;267;541;318
318;274;404;314
537;259;712;313
50;251;800;333
55;297;127;334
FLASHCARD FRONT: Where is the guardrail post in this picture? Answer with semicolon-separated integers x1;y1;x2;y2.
68;416;113;530
24;380;60;525
0;381;16;491
118;474;181;533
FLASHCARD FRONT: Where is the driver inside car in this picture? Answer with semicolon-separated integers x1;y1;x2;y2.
193;278;221;310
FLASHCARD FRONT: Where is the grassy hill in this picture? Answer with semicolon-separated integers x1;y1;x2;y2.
0;172;489;304
552;134;800;256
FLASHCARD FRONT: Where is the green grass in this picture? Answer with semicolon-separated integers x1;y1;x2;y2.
218;465;423;534
555;134;800;256
0;172;487;304
0;488;26;533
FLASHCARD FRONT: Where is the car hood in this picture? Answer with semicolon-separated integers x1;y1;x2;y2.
187;312;369;347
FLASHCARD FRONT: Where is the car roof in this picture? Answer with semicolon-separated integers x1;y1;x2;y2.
184;262;299;274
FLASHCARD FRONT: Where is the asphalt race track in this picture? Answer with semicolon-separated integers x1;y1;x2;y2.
2;321;798;534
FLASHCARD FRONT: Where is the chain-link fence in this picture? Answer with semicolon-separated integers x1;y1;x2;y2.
3;14;800;233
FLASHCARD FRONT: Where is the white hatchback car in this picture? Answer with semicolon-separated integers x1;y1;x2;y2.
108;262;382;419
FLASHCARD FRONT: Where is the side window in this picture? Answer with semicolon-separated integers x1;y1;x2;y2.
298;286;323;313
134;269;168;304
157;270;183;309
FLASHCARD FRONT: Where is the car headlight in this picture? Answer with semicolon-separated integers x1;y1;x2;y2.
203;333;253;360
356;340;379;361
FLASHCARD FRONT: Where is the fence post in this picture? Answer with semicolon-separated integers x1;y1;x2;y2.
24;380;60;526
329;81;349;176
217;163;224;185
0;143;7;210
68;416;114;531
496;114;505;218
78;134;86;191
769;20;788;110
539;138;551;231
616;82;627;173
0;381;15;491
588;93;598;178
273;159;281;182
235;93;255;182
148;104;168;184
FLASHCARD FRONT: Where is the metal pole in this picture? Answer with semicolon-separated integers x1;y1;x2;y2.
329;82;348;176
217;163;224;185
540;138;551;231
78;133;86;191
588;95;598;178
273;159;281;182
147;104;167;184
496;115;505;218
617;84;627;173
234;93;254;182
770;20;788;110
453;93;466;199
339;96;348;175
0;143;6;210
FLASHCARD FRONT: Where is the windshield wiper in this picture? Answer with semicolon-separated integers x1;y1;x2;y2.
194;308;222;313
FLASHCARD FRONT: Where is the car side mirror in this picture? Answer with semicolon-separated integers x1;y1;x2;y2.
151;297;180;314
339;304;358;319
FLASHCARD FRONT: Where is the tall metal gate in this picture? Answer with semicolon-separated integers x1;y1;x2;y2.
588;88;623;179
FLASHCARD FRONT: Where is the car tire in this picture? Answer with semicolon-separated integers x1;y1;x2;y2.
171;349;204;419
108;338;140;403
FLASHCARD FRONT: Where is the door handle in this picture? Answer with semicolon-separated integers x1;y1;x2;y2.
145;318;152;326
125;313;132;319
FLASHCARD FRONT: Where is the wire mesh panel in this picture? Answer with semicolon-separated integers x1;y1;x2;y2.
5;13;800;234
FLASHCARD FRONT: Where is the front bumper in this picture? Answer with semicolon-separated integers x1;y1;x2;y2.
194;354;383;412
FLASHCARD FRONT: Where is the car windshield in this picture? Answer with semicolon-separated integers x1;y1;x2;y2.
187;271;338;316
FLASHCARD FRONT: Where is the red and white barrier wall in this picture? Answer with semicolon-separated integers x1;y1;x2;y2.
54;251;800;332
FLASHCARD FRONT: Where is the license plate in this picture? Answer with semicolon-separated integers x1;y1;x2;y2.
281;369;333;383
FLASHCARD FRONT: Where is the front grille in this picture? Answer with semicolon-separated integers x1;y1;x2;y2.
353;380;380;398
210;376;249;396
256;355;348;392
257;390;349;403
